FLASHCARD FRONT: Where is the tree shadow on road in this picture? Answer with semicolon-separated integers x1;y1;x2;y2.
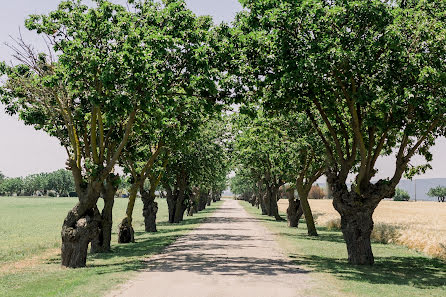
144;253;309;276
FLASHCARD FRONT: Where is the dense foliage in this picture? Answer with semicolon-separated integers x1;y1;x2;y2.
231;0;446;265
1;0;445;269
0;169;74;196
427;186;446;202
393;188;411;202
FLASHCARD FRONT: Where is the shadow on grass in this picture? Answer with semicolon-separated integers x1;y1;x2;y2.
277;226;346;244
291;254;446;289
242;200;446;289
43;205;221;275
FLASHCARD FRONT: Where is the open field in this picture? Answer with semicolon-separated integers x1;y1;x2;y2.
243;201;446;297
278;199;446;260
0;196;221;297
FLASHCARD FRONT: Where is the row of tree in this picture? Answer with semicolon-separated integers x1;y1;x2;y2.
1;0;230;268
1;0;445;269
0;169;74;197
229;0;446;266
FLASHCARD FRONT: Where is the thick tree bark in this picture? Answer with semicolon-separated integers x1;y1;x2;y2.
61;187;102;267
260;192;267;215
141;190;158;232
167;170;189;224
341;210;374;265
61;208;101;268
117;217;134;243
166;186;176;223
268;185;283;221
206;194;212;207
173;195;187;223
173;171;188;223
286;189;303;228
329;173;394;265
250;194;256;207
91;174;118;253
61;162;103;268
198;192;207;211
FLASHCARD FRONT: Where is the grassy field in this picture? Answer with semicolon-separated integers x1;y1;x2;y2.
0;196;221;297
243;200;446;297
278;199;446;260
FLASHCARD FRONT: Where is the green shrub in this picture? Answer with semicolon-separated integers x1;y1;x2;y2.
393;188;410;201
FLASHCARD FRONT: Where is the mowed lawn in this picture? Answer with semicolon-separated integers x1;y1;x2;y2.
0;196;221;297
242;201;446;297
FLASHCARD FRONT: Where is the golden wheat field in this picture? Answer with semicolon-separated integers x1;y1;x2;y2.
278;199;446;260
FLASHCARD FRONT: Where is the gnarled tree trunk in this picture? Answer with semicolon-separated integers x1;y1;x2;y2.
118;217;134;243
286;189;303;227
340;209;374;265
198;191;207;211
260;192;267;215
61;180;102;268
267;185;282;221
118;185;138;244
173;194;187;223
141;189;158;232
91;174;118;253
329;174;393;265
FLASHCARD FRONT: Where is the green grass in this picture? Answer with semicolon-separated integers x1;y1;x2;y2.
240;201;446;297
0;196;222;297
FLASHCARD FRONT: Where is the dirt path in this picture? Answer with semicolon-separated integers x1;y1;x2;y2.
106;199;316;297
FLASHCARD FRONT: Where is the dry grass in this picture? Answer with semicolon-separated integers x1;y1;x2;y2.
278;199;446;260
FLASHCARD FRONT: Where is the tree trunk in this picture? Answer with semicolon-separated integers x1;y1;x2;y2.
117;217;134;243
141;190;158;232
91;175;118;253
286;189;303;227
197;191;207;211
260;192;267;215
212;192;217;203
269;185;282;221
340;211;374;265
166;187;176;223
61;199;101;268
173;194;187;223
61;174;103;268
206;194;211;207
329;174;392;265
118;185;138;243
297;186;318;236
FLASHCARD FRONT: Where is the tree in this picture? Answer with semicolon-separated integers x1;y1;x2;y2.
0;177;24;196
393;188;410;201
1;0;149;267
232;110;290;221
232;108;325;234
309;185;326;200
46;169;75;197
23;173;50;196
113;0;225;242
234;0;446;264
162;117;229;223
230;168;257;205
0;172;4;195
427;186;446;203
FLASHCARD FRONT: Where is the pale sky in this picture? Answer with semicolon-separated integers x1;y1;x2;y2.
0;0;445;179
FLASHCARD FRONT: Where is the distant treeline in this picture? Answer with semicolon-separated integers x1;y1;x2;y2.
0;169;75;197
